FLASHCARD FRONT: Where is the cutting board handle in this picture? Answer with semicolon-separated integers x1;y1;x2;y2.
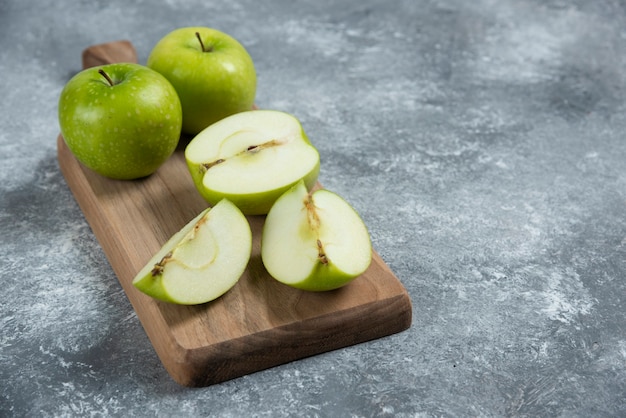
81;40;138;68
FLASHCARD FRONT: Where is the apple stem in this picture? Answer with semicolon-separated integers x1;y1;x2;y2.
195;32;213;52
98;69;115;86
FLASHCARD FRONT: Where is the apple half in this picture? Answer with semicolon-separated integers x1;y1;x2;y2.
132;199;251;305
185;110;320;215
261;181;372;291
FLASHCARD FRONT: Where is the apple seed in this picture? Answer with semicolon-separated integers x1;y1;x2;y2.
316;239;329;265
245;139;282;153
151;251;173;276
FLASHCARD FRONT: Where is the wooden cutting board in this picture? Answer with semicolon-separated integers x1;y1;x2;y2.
57;40;412;387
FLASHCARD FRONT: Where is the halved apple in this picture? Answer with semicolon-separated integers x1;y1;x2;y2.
185;110;320;215
261;181;372;291
132;199;251;305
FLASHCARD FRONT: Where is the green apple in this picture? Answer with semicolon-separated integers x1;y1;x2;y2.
261;181;372;291
132;199;251;305
147;26;257;135
58;63;182;180
185;110;320;215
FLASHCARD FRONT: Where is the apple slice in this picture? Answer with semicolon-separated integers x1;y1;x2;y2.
185;110;320;215
261;181;372;291
132;199;251;305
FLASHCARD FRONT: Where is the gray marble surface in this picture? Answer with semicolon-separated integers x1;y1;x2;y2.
2;0;626;416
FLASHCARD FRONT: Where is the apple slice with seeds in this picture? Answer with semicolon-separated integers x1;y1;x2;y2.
132;199;251;305
261;180;372;291
185;110;320;215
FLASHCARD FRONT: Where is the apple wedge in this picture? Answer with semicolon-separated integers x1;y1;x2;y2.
261;181;372;291
185;110;320;215
132;199;251;305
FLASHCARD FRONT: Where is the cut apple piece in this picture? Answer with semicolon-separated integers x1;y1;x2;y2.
261;181;372;291
185;110;320;215
132;199;251;305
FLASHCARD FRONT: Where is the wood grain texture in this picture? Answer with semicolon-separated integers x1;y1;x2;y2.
57;41;412;387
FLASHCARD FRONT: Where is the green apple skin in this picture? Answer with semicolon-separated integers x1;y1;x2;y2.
147;26;257;135
132;199;252;305
185;110;320;215
58;63;182;180
261;181;372;292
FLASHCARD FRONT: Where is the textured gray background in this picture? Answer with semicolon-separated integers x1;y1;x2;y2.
2;0;626;416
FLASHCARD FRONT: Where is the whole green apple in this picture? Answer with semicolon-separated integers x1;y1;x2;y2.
58;63;183;180
147;26;257;135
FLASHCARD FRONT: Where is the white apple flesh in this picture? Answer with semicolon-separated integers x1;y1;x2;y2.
261;181;372;291
132;199;251;305
185;110;320;215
